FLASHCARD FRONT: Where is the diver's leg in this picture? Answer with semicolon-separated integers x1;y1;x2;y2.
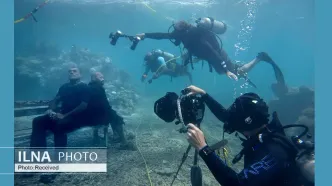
161;68;178;77
177;65;192;83
238;52;275;73
237;58;260;73
114;124;127;144
110;121;120;142
200;40;229;74
30;115;55;147
53;116;88;147
149;67;175;83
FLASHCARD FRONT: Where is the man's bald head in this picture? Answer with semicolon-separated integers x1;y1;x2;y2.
91;72;104;84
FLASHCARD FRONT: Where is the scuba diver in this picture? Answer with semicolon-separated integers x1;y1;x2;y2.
184;85;315;186
141;49;193;84
134;17;285;88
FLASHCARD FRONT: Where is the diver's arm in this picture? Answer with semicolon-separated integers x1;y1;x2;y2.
199;144;288;186
144;32;174;40
141;65;150;82
153;57;169;78
48;86;65;111
202;93;228;122
49;96;60;111
199;145;242;186
63;102;88;118
63;85;89;118
143;65;150;76
140;31;180;46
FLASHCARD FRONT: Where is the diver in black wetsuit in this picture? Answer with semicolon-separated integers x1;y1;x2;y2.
183;85;314;186
135;20;282;86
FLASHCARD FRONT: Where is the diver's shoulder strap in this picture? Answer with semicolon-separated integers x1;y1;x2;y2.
207;17;215;29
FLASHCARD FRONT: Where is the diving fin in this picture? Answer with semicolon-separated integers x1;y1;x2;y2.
268;58;289;97
257;52;287;89
271;62;286;87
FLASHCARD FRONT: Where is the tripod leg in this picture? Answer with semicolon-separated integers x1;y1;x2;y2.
191;150;202;186
170;145;192;186
193;149;199;166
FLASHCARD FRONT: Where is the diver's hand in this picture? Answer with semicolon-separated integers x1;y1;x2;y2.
185;85;206;96
46;109;57;119
226;71;238;81
45;109;54;115
186;124;207;151
141;75;147;82
152;73;158;79
55;113;65;120
136;33;145;40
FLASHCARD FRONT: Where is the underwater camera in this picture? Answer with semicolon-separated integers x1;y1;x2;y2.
109;30;123;45
109;30;141;50
154;88;205;132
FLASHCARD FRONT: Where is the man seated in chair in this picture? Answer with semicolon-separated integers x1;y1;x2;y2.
88;71;131;149
30;66;92;148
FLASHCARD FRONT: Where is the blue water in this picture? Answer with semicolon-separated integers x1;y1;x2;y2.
14;0;314;106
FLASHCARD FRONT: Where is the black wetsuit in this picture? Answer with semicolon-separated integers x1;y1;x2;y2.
87;81;126;142
199;93;309;186
30;82;90;147
144;27;238;74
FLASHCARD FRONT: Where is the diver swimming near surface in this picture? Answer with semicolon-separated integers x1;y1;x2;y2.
141;49;193;84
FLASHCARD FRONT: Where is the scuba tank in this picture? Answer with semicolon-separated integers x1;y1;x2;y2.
195;17;227;35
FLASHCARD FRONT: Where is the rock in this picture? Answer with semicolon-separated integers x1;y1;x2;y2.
268;86;314;124
302;107;314;118
269;85;315;139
